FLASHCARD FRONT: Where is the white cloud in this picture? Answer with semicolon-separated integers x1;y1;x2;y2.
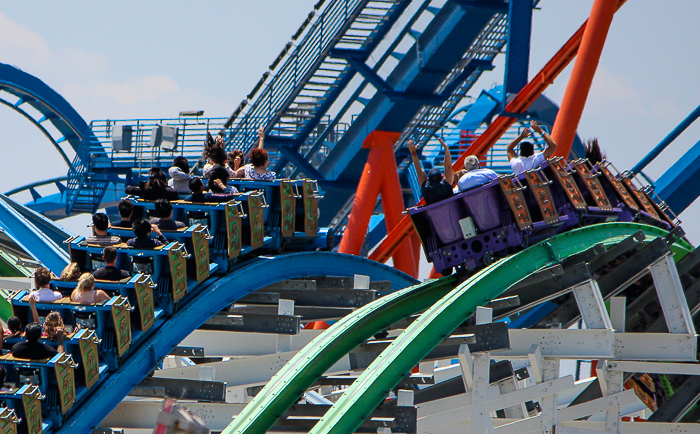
588;66;636;102
62;75;179;105
58;47;112;79
0;9;50;67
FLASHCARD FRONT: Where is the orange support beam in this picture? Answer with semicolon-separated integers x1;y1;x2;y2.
369;1;627;265
339;131;418;278
551;0;619;157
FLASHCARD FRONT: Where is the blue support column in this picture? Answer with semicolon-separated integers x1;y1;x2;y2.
504;0;533;95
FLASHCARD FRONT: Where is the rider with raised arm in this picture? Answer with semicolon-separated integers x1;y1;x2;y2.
408;137;454;205
506;120;558;176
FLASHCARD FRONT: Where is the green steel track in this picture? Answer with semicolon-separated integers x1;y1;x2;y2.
224;223;692;434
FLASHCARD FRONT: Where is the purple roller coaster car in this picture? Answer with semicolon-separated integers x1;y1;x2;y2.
408;161;674;275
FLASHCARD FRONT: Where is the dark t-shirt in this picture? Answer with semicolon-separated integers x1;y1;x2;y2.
94;266;130;281
421;179;453;205
112;219;132;229
150;218;186;231
11;341;58;360
127;235;166;249
125;184;179;201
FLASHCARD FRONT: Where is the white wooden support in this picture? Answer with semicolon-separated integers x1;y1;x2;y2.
495;329;615;359
199;365;215;382
527;344;543;383
471;352;495;434
539;357;560;434
419;361;435;374
437;359;451;368
354;274;370;289
596;359;624;434
397;389;414;407
458;343;474;391
605;360;700;375
650;255;696;334
496;376;527;419
276;299;295;353
573;280;612;330
610;297;626;332
278;299;295;316
614;332;696;361
565;421;700;433
495;389;636;434
476;306;493;325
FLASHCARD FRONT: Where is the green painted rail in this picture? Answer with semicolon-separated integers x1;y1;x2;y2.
222;274;459;434
309;223;692;434
223;223;691;434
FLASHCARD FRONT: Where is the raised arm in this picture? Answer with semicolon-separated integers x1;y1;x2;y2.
437;137;454;185
507;127;531;160
29;297;41;324
407;140;426;185
530;120;558;159
256;126;265;150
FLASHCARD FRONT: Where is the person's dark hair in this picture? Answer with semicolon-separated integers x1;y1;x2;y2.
207;146;227;166
227;150;244;168
118;200;134;219
25;322;42;343
172;156;190;174
520;141;535;158
103;246;118;264
0;365;6;386
188;178;204;194
154;198;173;218
208;167;230;193
132;218;152;238
250;148;269;168
7;316;21;334
427;168;443;183
146;167;167;190
584;138;606;165
92;213;109;231
34;267;52;288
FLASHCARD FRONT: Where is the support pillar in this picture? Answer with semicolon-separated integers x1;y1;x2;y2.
339;131;418;277
551;0;618;158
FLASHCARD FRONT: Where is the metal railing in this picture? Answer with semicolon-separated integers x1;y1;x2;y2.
226;0;367;151
82;117;230;175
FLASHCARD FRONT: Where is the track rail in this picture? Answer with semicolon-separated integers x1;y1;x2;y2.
221;223;691;434
310;223;691;434
57;252;417;434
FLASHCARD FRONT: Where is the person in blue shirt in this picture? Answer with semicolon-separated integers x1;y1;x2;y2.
456;155;499;192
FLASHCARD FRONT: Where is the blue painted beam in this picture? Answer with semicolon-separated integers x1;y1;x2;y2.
631;103;700;175
0;194;73;252
654;137;700;215
57;252;417;433
504;0;533;95
0;63;90;152
453;0;509;12
0;194;70;273
277;145;325;180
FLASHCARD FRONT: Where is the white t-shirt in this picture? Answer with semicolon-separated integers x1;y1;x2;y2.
457;169;499;192
30;287;62;302
510;152;546;175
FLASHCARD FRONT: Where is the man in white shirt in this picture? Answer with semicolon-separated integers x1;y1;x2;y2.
507;120;558;175
457;155;498;192
29;267;62;302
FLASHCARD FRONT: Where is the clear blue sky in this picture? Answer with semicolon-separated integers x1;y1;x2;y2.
1;0;699;241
